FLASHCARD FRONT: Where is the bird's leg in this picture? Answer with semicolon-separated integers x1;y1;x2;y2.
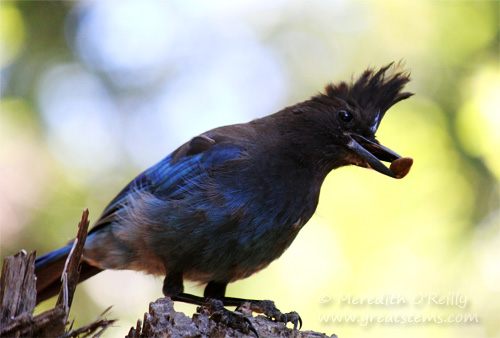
166;279;301;336
162;271;184;296
203;281;259;336
203;280;227;299
163;276;258;336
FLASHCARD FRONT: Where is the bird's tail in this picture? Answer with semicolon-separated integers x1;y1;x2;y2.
35;245;103;304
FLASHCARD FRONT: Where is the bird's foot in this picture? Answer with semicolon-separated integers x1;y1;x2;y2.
171;292;300;335
237;300;302;330
205;299;259;337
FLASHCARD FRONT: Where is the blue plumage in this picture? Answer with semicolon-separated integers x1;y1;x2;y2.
35;245;72;270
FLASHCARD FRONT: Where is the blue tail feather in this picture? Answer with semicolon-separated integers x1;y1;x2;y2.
35;244;102;304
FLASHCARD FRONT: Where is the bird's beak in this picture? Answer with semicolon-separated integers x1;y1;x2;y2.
347;134;412;179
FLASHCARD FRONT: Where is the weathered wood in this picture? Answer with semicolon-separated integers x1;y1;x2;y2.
0;250;36;326
126;297;338;338
0;210;115;338
57;209;90;319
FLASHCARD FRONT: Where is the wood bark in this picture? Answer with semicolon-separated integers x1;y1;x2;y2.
127;297;338;338
0;210;115;338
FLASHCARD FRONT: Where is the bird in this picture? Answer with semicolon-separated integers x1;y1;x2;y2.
35;62;413;332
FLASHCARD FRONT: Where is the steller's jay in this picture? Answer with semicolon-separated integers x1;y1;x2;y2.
34;63;413;332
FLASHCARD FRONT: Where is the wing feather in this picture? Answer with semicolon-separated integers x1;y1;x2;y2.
89;135;246;234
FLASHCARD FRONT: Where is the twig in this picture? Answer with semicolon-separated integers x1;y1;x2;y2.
57;209;90;319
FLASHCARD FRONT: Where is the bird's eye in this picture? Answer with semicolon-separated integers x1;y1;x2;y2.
338;110;353;123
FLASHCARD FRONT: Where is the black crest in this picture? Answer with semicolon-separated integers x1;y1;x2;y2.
316;62;413;132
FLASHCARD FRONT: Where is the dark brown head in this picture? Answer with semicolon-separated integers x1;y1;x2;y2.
304;62;414;178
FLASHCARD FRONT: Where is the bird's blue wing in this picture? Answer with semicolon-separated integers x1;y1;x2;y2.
89;137;246;234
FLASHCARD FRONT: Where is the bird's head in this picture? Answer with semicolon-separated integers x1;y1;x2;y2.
305;62;414;179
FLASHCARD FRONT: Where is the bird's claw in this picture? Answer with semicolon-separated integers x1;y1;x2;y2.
207;299;259;337
285;311;302;330
242;300;302;330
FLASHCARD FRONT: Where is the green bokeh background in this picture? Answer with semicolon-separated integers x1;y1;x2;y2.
1;1;499;338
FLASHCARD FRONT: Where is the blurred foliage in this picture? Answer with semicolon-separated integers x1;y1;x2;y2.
1;1;499;338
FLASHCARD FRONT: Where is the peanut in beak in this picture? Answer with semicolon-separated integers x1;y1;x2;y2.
390;157;413;179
